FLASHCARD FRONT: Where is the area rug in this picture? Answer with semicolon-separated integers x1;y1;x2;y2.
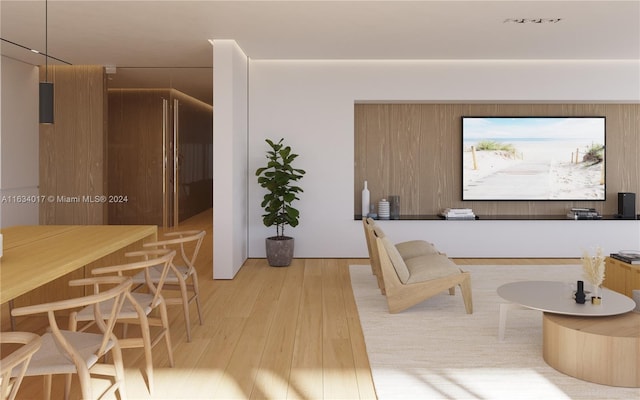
349;264;640;400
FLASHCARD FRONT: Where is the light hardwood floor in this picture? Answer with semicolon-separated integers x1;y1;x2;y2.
11;209;578;399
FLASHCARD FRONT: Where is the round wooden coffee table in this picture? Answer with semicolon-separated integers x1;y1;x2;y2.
543;312;640;387
497;281;639;387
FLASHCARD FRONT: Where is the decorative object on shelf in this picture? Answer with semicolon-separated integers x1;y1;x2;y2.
378;199;390;219
582;247;605;304
574;280;586;304
362;181;370;218
255;138;306;267
389;195;400;219
439;208;476;220
367;203;377;219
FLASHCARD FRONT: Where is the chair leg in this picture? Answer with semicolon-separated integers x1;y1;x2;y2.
43;375;52;400
179;279;192;342
138;315;154;395
76;365;93;400
191;274;204;326
64;374;72;400
459;275;473;314
160;303;175;367
111;342;128;400
448;286;456;295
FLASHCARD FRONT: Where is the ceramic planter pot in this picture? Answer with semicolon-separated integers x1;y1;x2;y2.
266;236;294;267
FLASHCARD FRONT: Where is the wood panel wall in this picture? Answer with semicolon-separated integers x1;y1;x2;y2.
39;65;107;224
107;89;213;226
108;89;168;226
354;103;640;217
173;91;214;222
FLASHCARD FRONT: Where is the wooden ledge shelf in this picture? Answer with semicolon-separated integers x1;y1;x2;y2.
354;214;637;221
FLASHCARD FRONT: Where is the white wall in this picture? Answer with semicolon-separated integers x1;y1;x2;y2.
0;56;40;228
248;60;640;258
212;40;249;279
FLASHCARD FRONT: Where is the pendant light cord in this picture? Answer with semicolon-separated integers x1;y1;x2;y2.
45;0;48;82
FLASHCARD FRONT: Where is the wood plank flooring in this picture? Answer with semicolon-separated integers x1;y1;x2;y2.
8;209;578;399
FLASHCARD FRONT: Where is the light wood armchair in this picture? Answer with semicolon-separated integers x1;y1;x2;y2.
1;332;41;400
10;276;131;400
134;230;206;342
362;217;441;294
373;226;473;314
72;249;177;396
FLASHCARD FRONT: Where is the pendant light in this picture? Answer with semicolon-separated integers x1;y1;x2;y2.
39;0;54;124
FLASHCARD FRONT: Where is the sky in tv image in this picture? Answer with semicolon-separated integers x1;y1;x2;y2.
462;117;605;201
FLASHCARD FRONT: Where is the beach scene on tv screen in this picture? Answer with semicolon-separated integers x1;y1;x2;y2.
462;117;605;200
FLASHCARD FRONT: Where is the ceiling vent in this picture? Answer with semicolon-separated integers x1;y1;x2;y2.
504;18;563;24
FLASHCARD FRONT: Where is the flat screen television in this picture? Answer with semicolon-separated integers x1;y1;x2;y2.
461;116;606;201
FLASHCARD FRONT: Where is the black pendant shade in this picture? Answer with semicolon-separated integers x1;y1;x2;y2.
39;82;54;124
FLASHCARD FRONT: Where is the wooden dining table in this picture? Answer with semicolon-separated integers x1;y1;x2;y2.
0;225;157;312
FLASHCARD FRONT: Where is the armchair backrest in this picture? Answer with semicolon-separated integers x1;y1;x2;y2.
373;226;411;284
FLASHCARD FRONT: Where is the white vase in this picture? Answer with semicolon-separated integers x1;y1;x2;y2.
362;181;370;217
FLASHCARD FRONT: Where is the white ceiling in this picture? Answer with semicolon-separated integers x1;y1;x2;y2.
2;0;639;104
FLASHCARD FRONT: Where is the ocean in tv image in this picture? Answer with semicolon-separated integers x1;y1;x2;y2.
462;117;605;200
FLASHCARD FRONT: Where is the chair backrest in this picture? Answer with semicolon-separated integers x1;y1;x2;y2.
373;226;411;284
363;218;387;293
144;230;205;271
91;249;176;309
11;277;132;367
1;332;41;400
362;217;374;261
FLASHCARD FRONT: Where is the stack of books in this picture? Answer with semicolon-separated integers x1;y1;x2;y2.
610;251;640;264
566;208;601;219
439;208;476;220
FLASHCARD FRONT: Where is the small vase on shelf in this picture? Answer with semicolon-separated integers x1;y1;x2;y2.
362;181;370;218
378;199;390;219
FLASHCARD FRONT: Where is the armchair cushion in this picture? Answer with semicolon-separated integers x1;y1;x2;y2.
395;240;440;259
404;254;462;284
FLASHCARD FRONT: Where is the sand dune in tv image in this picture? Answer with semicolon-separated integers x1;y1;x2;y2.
462;118;605;201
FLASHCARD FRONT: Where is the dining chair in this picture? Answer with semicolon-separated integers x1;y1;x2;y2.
133;230;206;342
10;276;131;400
1;331;41;400
70;249;176;396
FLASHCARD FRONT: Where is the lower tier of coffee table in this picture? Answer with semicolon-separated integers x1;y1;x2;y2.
543;312;640;388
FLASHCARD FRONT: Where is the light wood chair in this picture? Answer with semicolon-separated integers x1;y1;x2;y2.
134;230;206;342
10;276;131;400
71;249;176;396
362;217;441;294
1;332;41;400
373;226;473;314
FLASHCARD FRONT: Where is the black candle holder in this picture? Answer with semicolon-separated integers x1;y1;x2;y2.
575;280;586;304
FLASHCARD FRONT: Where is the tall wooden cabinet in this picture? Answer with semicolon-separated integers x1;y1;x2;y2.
107;89;212;227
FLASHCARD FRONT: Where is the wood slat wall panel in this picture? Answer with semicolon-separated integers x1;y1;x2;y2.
39;65;106;224
107;89;168;225
355;103;640;217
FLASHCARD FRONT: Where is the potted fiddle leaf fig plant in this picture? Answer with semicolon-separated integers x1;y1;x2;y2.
255;138;306;266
